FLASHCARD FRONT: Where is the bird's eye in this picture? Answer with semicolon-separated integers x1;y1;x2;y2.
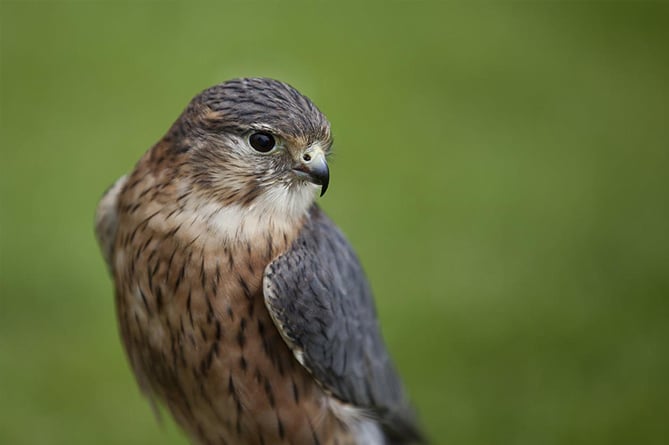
249;132;276;153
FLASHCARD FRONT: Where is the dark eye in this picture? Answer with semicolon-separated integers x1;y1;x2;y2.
249;132;276;153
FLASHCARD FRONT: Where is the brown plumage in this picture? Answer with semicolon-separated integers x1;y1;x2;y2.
95;78;423;445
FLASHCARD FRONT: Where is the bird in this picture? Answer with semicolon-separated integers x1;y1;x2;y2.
95;77;423;445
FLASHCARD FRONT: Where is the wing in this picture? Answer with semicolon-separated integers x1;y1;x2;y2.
94;175;127;271
263;206;423;443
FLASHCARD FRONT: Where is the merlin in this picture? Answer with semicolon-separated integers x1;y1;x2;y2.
95;78;423;445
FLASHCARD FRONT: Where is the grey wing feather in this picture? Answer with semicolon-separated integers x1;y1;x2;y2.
94;175;127;271
263;206;423;443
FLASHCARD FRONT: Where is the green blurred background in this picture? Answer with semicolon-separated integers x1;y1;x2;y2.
1;2;668;444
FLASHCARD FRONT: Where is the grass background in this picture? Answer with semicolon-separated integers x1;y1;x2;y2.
1;2;668;444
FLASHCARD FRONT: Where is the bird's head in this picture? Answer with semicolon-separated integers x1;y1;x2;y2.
162;78;332;220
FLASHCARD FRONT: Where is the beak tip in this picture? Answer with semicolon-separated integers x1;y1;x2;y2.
309;161;329;197
318;169;330;197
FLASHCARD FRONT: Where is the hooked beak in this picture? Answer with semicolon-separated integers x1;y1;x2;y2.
293;146;330;196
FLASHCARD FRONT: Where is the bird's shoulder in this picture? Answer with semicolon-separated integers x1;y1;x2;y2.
95;174;128;270
263;206;424;443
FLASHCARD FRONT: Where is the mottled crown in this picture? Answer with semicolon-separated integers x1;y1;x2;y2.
175;78;331;146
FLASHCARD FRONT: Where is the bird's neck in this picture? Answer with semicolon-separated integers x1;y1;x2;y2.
180;193;310;247
124;148;316;251
143;185;310;252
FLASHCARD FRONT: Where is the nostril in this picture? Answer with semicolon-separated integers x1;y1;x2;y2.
303;153;312;162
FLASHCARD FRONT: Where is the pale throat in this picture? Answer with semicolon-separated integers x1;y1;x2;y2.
167;180;318;247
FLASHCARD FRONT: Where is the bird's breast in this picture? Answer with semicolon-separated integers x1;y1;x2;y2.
112;206;352;445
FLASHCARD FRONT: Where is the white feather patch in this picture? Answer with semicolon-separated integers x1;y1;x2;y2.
173;179;318;244
94;174;128;270
329;399;384;445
